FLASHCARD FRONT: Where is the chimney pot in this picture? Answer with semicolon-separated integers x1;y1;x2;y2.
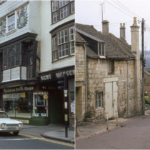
133;17;137;26
120;23;126;40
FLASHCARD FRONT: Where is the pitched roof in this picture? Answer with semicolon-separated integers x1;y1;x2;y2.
76;23;135;59
145;68;150;76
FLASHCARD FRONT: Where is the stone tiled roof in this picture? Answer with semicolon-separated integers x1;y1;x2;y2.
76;31;86;43
76;23;135;59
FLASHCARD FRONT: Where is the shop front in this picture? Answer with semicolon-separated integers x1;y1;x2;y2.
1;84;50;125
39;66;75;128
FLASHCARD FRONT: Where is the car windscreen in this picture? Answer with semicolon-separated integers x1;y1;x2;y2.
0;112;9;118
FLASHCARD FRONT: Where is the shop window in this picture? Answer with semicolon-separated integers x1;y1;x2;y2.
51;0;74;24
33;92;48;117
95;92;102;108
3;92;33;118
69;78;75;117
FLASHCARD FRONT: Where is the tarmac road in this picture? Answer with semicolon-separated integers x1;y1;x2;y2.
0;125;74;149
76;112;150;149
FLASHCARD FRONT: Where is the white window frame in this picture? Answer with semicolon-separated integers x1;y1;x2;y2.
69;27;75;55
6;11;17;33
95;92;102;108
59;0;69;8
71;1;75;14
52;36;58;61
98;42;105;56
60;5;69;19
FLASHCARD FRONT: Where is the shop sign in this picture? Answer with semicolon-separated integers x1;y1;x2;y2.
43;94;48;99
40;70;75;81
21;93;25;98
3;86;34;93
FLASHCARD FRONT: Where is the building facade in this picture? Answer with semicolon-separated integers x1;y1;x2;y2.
76;18;142;123
0;0;75;126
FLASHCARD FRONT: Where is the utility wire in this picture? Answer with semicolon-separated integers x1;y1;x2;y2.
105;0;133;18
113;0;138;18
116;0;142;19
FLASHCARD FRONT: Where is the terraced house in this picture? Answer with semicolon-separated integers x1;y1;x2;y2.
76;17;143;123
0;0;75;127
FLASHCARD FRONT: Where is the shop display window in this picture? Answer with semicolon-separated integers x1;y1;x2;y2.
3;92;33;118
33;92;48;117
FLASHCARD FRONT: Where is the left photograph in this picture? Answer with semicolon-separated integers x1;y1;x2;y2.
0;0;75;149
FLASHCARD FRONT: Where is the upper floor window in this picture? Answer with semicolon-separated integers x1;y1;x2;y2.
108;60;114;74
51;0;75;24
3;43;21;70
8;14;15;32
98;42;105;56
52;26;75;62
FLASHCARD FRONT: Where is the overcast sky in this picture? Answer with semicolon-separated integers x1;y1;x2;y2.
76;0;150;50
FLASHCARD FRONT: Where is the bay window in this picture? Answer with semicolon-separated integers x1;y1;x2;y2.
52;26;75;62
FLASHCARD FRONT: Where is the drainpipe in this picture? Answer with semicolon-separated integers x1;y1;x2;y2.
127;60;130;117
84;44;87;113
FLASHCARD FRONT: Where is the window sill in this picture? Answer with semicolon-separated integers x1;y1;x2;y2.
59;55;69;59
6;29;17;36
99;56;106;59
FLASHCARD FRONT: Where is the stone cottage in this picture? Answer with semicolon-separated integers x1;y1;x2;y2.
75;17;143;122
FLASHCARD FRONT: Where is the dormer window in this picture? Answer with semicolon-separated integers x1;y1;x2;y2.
98;42;105;56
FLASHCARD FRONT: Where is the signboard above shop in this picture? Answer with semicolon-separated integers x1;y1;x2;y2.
40;66;75;81
3;86;34;93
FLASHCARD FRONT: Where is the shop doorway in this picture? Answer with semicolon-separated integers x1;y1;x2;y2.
49;92;64;124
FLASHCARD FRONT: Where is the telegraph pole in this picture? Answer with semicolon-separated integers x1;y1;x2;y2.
142;18;145;115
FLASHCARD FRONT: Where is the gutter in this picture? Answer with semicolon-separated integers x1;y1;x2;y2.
127;60;130;117
84;44;88;113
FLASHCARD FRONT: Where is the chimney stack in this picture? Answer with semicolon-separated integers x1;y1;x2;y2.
130;17;139;55
120;23;126;40
102;20;109;33
130;17;141;114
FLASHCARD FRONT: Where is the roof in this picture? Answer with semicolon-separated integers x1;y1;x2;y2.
145;68;150;76
76;23;135;59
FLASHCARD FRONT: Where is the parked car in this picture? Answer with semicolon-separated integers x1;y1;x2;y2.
0;111;23;135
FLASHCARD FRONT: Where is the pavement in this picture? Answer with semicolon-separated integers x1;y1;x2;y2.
76;111;150;149
20;124;75;144
76;114;143;140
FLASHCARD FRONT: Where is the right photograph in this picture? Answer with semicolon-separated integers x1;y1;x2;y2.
75;0;150;149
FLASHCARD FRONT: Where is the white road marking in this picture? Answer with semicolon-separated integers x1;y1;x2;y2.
0;138;42;141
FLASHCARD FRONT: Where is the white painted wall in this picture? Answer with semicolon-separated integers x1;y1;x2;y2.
40;1;75;72
28;1;41;41
0;1;41;44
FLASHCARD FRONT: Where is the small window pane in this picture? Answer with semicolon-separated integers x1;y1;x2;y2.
52;0;59;12
8;14;15;31
95;92;102;108
71;1;74;13
59;0;69;8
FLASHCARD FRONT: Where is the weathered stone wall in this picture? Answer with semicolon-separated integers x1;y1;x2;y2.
75;45;143;122
75;45;86;121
